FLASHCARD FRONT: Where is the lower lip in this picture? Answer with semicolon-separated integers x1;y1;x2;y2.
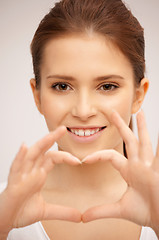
67;128;106;143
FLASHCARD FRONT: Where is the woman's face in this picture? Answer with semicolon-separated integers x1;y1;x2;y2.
32;34;143;160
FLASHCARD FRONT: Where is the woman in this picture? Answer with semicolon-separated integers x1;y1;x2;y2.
0;0;159;239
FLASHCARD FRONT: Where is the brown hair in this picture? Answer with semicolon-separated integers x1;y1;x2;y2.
30;0;145;89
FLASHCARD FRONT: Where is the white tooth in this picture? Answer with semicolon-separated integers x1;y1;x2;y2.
75;130;79;135
71;128;100;136
90;130;96;135
85;130;91;136
78;130;85;136
95;128;100;133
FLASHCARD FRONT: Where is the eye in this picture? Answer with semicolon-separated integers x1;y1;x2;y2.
99;83;119;91
51;82;72;92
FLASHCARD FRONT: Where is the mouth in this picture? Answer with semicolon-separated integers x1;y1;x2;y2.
66;126;106;137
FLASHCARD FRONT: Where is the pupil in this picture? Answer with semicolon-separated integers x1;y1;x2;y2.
103;84;110;90
60;84;67;90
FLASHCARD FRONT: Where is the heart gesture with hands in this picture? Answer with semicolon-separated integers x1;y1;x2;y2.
82;110;159;236
0;110;159;238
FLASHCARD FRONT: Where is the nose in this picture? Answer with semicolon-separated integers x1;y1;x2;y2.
71;90;97;121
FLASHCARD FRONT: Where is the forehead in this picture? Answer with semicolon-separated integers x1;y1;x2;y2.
41;34;134;80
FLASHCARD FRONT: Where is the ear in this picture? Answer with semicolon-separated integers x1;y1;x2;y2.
30;78;43;114
132;78;149;114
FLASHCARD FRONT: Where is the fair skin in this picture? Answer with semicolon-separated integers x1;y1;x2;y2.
0;34;159;239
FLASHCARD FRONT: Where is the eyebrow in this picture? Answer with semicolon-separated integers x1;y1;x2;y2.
46;74;124;81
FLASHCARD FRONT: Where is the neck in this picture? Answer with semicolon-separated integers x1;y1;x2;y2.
44;144;126;194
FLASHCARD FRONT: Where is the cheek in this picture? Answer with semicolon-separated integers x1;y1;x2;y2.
40;94;71;131
101;90;134;125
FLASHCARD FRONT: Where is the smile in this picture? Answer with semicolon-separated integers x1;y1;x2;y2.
67;127;106;137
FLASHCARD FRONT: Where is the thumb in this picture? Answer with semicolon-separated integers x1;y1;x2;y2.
82;202;121;223
43;203;82;223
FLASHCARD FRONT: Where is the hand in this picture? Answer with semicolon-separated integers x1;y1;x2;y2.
0;126;81;233
82;110;159;234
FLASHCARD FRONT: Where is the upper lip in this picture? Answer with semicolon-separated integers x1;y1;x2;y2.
67;126;106;130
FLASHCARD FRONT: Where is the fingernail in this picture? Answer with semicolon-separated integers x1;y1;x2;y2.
81;156;89;163
72;156;82;164
20;142;27;151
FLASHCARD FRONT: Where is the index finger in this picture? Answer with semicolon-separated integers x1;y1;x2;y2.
25;126;67;163
110;111;138;159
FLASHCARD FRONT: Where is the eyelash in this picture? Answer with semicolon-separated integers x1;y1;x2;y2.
51;82;119;92
51;83;72;92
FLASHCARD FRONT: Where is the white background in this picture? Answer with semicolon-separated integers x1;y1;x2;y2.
0;0;159;183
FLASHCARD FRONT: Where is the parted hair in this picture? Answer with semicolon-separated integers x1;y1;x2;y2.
31;0;145;89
